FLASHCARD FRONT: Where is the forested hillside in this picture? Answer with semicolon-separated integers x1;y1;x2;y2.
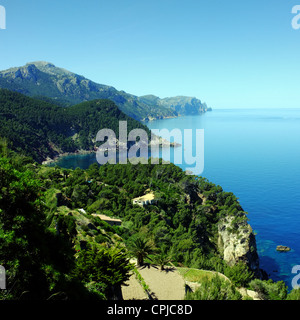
0;146;296;300
0;89;150;162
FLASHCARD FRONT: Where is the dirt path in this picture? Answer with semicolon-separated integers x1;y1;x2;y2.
138;265;185;300
122;264;186;300
122;264;261;301
122;272;148;300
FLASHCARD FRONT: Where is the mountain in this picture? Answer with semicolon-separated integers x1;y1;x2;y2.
139;95;212;118
0;61;210;121
0;89;150;162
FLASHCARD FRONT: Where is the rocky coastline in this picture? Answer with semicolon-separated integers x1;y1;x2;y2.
42;149;96;165
42;137;181;166
218;216;266;279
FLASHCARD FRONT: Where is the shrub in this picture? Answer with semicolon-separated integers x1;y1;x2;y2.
185;275;241;300
249;279;287;300
224;262;254;287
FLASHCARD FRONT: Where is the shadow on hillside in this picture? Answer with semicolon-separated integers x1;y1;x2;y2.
139;263;176;273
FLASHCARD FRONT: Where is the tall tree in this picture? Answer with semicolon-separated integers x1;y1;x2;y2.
0;158;52;299
129;236;156;267
73;245;133;300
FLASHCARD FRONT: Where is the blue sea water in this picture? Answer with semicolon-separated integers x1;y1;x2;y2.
53;108;300;288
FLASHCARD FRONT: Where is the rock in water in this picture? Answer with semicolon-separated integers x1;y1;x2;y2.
276;245;291;252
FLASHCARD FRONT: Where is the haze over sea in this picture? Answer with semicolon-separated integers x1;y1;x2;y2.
53;108;300;288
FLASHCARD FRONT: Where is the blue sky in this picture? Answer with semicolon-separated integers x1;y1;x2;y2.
0;0;300;109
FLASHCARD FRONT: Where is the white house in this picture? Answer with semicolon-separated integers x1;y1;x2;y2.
132;192;157;207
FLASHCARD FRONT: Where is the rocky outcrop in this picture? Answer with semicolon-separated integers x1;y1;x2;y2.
276;245;291;252
158;96;209;115
218;216;263;278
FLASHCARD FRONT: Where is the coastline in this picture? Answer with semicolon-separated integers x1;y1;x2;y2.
42;138;181;167
43;110;208;166
42;149;96;166
142;109;211;122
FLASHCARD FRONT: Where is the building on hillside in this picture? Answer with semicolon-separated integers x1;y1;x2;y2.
132;192;157;207
92;214;122;226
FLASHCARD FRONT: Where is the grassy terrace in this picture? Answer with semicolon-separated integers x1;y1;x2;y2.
177;267;229;283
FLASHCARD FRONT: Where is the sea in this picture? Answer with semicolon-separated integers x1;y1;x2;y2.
51;108;300;289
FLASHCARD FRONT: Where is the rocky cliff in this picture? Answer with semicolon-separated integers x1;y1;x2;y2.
217;216;263;278
139;94;211;118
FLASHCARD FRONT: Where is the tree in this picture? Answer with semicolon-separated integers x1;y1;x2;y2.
0;158;76;299
287;288;300;300
0;158;48;298
129;236;156;267
153;252;172;271
0;157;86;300
224;262;254;287
73;245;133;300
249;279;287;300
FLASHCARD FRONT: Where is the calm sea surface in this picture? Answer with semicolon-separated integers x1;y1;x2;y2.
53;108;300;288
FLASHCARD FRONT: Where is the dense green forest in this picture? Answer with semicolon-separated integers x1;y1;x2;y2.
0;89;150;162
0;144;299;300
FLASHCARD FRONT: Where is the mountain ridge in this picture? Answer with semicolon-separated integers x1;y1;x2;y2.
0;61;211;121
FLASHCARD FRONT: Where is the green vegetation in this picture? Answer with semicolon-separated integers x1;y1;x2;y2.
0;142;299;300
152;252;172;271
128;236;156;267
185;275;242;300
0;152;133;300
248;279;288;300
223;262;254;287
178;268;220;283
0;89;150;162
133;268;151;295
73;245;133;299
179;267;243;300
287;288;300;300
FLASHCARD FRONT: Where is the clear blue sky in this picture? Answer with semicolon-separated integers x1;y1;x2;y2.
0;0;300;109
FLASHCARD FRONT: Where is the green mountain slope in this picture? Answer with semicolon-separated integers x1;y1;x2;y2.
0;61;210;121
0;89;150;162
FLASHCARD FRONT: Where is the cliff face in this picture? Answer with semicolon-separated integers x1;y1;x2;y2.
217;216;262;278
139;95;210;118
158;96;209;115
